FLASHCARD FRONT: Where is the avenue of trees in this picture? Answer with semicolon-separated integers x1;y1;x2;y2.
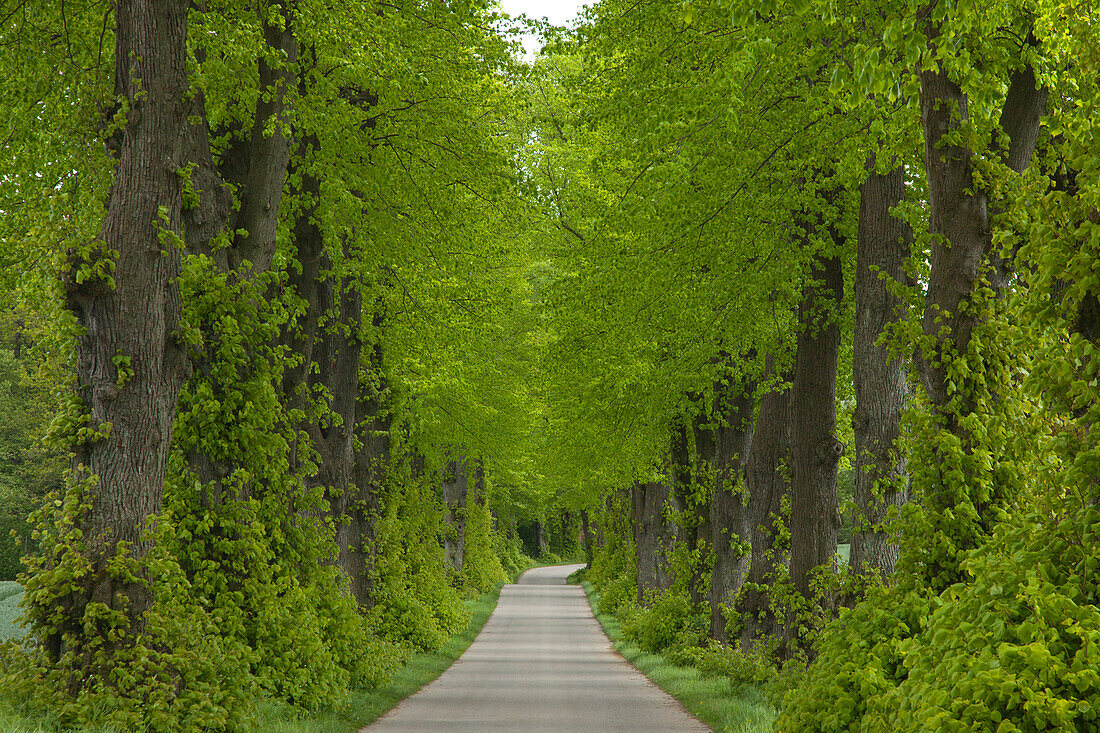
530;0;1099;730
0;0;575;728
0;0;1097;731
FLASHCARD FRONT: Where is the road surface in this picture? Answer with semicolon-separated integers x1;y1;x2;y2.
363;563;710;732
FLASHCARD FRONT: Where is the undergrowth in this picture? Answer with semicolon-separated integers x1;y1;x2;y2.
575;574;777;733
0;583;506;733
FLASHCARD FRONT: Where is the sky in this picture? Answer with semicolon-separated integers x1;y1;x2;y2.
497;0;589;60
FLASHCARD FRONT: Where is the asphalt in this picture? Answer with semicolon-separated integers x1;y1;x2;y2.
362;563;710;732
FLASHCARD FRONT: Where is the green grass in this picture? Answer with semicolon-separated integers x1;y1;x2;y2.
576;579;776;733
837;543;850;565
0;583;505;733
0;582;24;643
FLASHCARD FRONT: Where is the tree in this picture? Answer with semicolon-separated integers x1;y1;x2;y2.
787;246;845;614
706;371;756;641
36;0;191;669
849;163;912;577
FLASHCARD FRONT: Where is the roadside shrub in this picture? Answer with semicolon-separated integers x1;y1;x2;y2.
695;638;806;707
588;529;637;615
696;639;779;687
493;529;530;582
7;501;256;733
778;504;1100;731
595;571;636;616
621;589;703;656
889;506;1100;732
462;501;506;593
0;479;33;582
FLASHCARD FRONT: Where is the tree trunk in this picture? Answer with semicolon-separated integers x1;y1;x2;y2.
443;457;469;574
52;0;190;665
631;478;674;604
673;417;709;606
850;164;912;577
991;32;1049;289
181;7;297;504
917;36;1046;411
317;281;366;590
788;252;844;604
912;34;1047;589
738;355;792;648
581;510;593;564
532;519;549;558
348;331;389;607
708;378;756;641
225;5;297;276
916;66;992;415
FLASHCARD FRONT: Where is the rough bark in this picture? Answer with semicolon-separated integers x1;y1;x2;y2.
788;252;844;603
581;510;593;564
991;34;1050;289
708;380;756;642
180;85;233;256
281;139;326;463
916;45;1045;409
916;64;990;410
316;282;367;587
348;329;389;606
850;164;912;577
182;7;298;504
54;0;190;662
737;355;791;648
275;135;386;607
532;519;549;558
672;417;709;606
226;7;297;275
443;457;469;574
631;478;674;604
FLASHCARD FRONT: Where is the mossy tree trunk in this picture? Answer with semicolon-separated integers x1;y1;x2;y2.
631;478;675;604
443;457;469;574
708;376;756;642
850;163;912;578
788;251;845;605
52;0;191;664
738;354;792;648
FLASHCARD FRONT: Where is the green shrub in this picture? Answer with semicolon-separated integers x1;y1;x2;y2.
0;479;34;582
492;529;530;582
7;502;256;733
696;639;779;687
461;501;506;593
621;589;705;656
693;638;806;708
369;473;471;653
587;529;637;615
778;504;1100;732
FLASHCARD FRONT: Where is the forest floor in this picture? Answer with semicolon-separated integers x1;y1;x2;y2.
362;563;708;732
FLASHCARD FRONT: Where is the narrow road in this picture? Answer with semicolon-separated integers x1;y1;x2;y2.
364;564;710;732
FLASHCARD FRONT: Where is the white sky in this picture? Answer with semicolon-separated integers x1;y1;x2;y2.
497;0;589;60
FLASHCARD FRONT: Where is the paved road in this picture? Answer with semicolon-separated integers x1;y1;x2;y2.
363;564;709;732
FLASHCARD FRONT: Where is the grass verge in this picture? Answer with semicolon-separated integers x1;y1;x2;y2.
574;578;775;733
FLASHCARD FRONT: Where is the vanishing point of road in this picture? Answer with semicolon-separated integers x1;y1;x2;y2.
364;563;709;732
